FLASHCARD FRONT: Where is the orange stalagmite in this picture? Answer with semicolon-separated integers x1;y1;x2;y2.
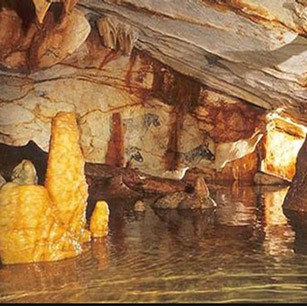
0;111;106;265
0;183;81;265
90;201;110;238
45;112;90;242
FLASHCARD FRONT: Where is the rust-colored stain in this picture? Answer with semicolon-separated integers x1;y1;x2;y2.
151;61;201;170
106;112;125;167
99;49;122;69
124;49;138;94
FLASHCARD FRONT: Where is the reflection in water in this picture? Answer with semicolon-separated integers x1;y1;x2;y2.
215;186;257;226
153;208;216;239
2;185;307;303
259;186;294;260
283;209;307;256
0;240;109;303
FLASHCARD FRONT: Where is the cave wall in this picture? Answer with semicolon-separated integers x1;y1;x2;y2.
1;1;305;185
0;12;266;182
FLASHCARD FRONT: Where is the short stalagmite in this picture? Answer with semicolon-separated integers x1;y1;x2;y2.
90;201;110;238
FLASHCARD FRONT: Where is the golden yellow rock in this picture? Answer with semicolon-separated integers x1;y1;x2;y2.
45;112;89;242
90;201;110;238
0;111;109;264
0;183;81;265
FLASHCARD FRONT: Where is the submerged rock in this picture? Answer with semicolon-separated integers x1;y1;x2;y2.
152;176;216;210
254;171;290;186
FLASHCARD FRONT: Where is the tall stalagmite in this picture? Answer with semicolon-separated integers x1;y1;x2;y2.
45;112;90;242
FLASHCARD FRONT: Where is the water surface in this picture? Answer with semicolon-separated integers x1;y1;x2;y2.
1;185;307;303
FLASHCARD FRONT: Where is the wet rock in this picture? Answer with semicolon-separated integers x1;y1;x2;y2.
254;171;290;186
152;192;186;209
0;141;48;185
152;176;216;210
90;201;109;238
177;194;217;210
283;136;307;212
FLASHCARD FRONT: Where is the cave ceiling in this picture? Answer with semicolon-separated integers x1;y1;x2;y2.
0;0;306;125
77;0;307;123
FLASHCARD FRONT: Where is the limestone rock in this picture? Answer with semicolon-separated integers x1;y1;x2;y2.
283;136;307;212
152;192;187;209
254;171;291;186
30;9;91;71
65;0;79;13
0;10;23;62
261;117;306;181
214;131;263;169
195;176;210;197
97;15;139;55
32;0;51;24
79;0;307;125
152;176;216;210
11;159;38;185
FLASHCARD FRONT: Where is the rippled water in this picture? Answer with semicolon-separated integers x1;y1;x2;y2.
1;184;307;303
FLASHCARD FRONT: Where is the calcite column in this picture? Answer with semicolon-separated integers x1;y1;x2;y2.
45;112;89;241
283;136;307;212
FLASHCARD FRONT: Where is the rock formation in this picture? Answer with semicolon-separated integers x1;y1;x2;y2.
0;0;306;192
0;112;109;265
152;176;216;210
90;200;110;238
283;136;307;212
11;159;38;185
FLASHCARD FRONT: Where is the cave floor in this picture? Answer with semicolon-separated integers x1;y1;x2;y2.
1;184;307;303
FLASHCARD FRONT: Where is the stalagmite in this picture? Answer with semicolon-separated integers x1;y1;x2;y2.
0;183;82;265
0;111;106;264
90;201;110;238
45;112;90;242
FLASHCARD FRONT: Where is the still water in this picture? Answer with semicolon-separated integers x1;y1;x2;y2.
1;185;307;303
